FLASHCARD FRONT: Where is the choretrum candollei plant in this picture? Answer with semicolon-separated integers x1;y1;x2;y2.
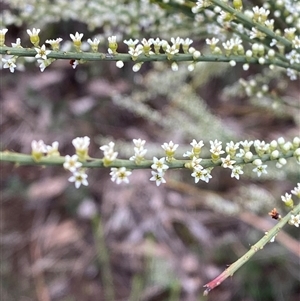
1;0;299;296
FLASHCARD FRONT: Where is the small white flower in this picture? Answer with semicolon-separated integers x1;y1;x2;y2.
11;38;22;48
27;28;40;37
150;37;163;54
46;141;60;157
284;27;296;39
264;19;274;30
222;40;233;51
150;171;166;186
108;36;117;43
150;37;162;46
35;44;51;60
68;170;88;189
72;136;90;152
70;32;84;50
240;140;254;151
183;150;193;158
130;138;147;164
64;154;82;172
191;156;203;169
289;214;300;227
31;139;47;161
252;163;268;177
100;141;115;154
231;165;244;180
133;138;146;150
2;57;17;73
87;37;100;50
128;45;144;60
286;50;300;65
165;45;179;59
110;167;132;184
124;38;139;48
206;37;219;46
254;140;270;156
292;36;300;49
190;139;204;155
0;28;8;34
181;38;193;53
226;141;240;156
151;157;169;173
221;155;236;169
291;183;300;198
236;148;246;158
31;139;47;153
37;59;50;72
100;141;118;164
0;28;8;46
72;136;90;160
129;149;147;164
161;141;179;159
70;32;84;43
281;193;292;204
252;6;270;23
286;68;297;81
45;38;63;50
171;36;182;48
181;38;193;47
210;139;225;156
27;28;40;46
191;168;212;183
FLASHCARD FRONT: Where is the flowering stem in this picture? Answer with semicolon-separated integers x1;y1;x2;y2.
210;0;295;50
1;47;299;71
0;150;295;169
203;202;300;295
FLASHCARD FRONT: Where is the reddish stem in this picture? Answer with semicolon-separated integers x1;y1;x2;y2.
203;268;229;296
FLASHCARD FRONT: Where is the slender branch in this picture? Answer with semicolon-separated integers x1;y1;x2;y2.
210;0;295;50
203;202;300;295
1;47;299;71
0;150;296;169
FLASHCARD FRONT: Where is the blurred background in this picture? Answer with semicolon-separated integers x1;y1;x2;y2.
1;1;300;300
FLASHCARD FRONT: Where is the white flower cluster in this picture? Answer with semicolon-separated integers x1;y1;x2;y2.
31;140;60;160
282;183;300;228
31;136;300;189
122;36;194;72
150;157;169;186
31;138;89;189
1;25;299;79
100;141;118;166
64;137;90;189
129;138;147;164
196;1;300;79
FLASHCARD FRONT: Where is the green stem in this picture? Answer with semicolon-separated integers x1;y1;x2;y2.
203;202;300;295
210;0;296;50
0;150;296;170
1;47;299;71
